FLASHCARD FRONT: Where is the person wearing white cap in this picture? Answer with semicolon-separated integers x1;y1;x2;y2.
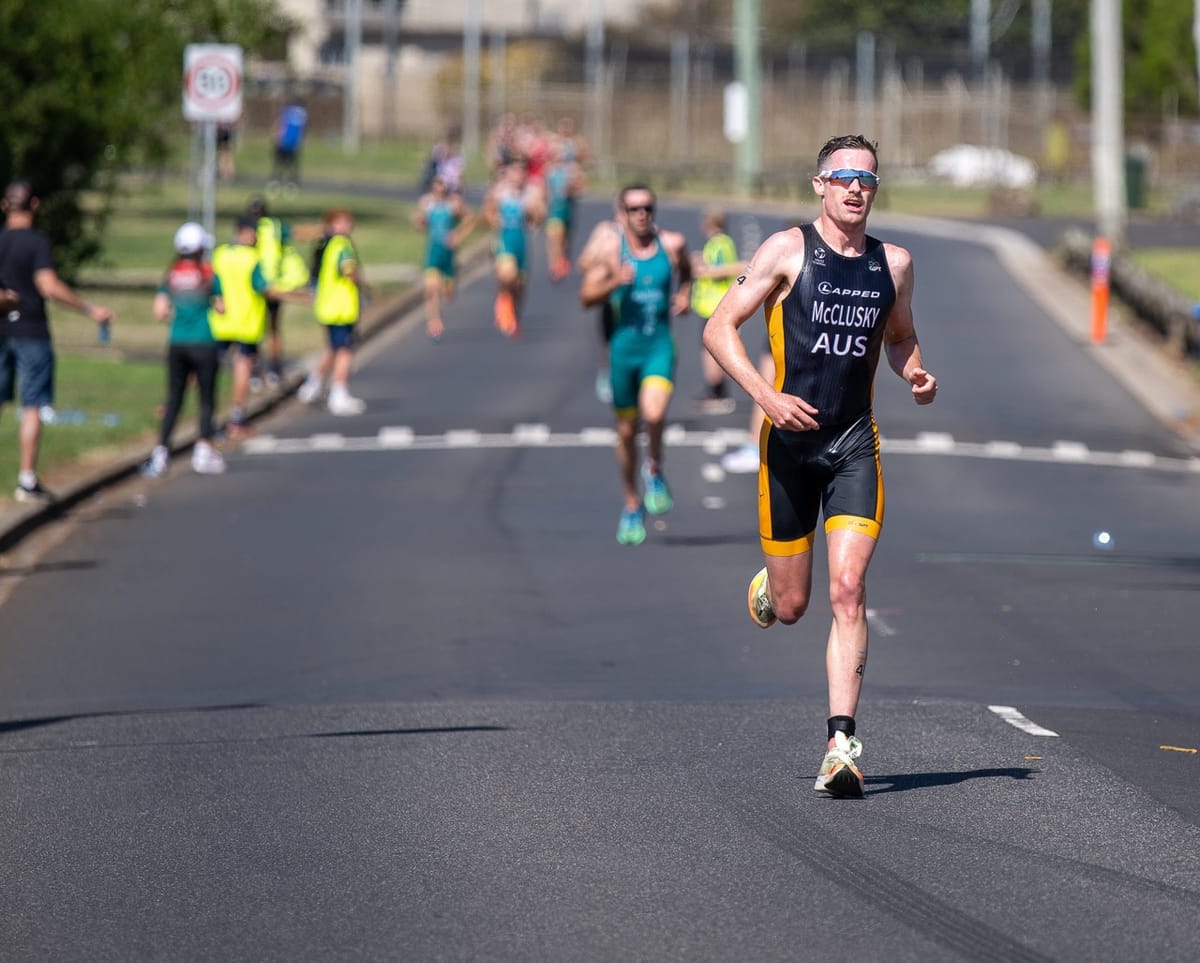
141;222;226;478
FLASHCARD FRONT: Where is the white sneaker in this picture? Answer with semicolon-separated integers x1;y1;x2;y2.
297;377;323;405
191;441;227;475
141;445;169;478
814;731;865;798
328;391;366;416
721;443;760;474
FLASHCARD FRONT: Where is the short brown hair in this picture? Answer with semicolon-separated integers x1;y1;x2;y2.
816;135;879;173
3;179;35;213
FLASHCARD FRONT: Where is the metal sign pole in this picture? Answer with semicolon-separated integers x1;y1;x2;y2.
201;120;217;241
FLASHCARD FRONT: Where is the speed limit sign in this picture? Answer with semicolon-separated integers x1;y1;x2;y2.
183;44;243;123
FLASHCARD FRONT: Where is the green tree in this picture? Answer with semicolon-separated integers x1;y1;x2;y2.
1074;0;1199;121
0;0;291;277
1123;0;1198;117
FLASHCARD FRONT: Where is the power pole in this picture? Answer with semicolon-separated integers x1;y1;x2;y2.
343;0;362;153
1194;0;1200;117
1091;0;1126;245
463;0;482;163
733;0;762;195
970;0;990;86
1032;0;1052;128
585;0;605;158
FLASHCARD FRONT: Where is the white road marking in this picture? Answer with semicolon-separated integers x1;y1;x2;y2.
865;608;897;637
988;705;1060;737
701;463;726;483
240;426;1199;474
378;426;414;448
311;433;346;450
513;423;551;444
916;431;956;452
702;496;726;510
1052;440;1090;461
444;429;482;447
983;440;1023;458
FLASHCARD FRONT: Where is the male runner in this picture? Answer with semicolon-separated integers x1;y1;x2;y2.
544;139;585;281
576;200;625;403
580;185;691;546
702;135;938;796
412;175;475;341
482;160;545;338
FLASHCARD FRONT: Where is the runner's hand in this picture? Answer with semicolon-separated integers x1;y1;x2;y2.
763;391;819;431
909;367;938;405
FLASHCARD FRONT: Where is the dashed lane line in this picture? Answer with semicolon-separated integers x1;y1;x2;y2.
241;426;1200;474
988;705;1060;737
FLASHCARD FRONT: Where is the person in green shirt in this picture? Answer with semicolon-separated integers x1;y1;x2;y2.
141;222;226;478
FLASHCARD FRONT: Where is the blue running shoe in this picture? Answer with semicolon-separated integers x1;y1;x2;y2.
616;506;646;545
641;466;673;516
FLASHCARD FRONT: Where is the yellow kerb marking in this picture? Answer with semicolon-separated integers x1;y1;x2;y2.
1159;745;1198;754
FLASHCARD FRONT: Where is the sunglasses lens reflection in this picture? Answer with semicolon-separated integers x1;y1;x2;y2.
826;169;879;189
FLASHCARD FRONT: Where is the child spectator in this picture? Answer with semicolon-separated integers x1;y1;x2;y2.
298;208;369;415
141;222;226;478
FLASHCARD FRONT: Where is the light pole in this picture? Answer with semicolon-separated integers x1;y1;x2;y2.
463;0;482;163
732;0;761;195
343;0;362;153
1091;0;1126;245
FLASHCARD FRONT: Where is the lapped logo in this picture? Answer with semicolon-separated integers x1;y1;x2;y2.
817;281;881;299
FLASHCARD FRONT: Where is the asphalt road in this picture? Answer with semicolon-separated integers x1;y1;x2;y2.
0;198;1198;962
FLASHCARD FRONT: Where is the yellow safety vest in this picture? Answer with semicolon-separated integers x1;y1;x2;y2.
255;216;283;282
690;232;739;319
209;243;266;343
313;235;359;325
275;245;311;291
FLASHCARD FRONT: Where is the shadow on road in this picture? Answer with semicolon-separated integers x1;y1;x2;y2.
865;767;1039;795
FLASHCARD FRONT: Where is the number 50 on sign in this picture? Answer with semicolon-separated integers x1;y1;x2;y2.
183;44;243;123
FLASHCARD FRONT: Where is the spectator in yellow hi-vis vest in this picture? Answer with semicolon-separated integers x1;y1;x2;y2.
210;215;308;438
690;207;746;415
248;197;287;386
298;208;369;416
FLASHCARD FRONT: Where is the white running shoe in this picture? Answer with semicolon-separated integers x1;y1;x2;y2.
141;445;169;478
721;443;760;474
747;567;777;629
814;731;865;798
328;391;366;416
297;377;323;405
191;441;227;475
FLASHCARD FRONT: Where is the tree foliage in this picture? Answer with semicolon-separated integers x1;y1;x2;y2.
1121;0;1198;117
0;0;291;276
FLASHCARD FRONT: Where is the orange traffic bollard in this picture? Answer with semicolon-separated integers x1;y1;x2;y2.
1090;237;1111;344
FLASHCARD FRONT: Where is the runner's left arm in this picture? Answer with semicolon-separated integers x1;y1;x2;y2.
881;243;937;406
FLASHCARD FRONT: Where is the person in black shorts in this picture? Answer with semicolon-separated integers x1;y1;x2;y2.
703;134;938;798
